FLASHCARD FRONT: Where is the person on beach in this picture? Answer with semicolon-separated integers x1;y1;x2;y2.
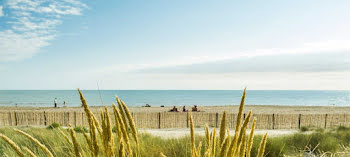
169;106;178;112
192;105;200;112
54;98;57;108
182;106;188;112
63;101;66;107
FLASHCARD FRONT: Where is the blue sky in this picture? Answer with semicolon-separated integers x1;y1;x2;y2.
0;0;350;89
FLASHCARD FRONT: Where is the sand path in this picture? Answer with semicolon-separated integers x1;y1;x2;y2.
139;128;298;139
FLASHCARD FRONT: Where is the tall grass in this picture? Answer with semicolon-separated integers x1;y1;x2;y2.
188;88;268;157
3;126;350;156
0;88;267;157
0;133;25;157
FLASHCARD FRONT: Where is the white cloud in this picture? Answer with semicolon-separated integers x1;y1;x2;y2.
61;70;350;90
136;52;350;73
0;6;3;17
0;0;87;62
0;30;55;61
93;40;350;74
76;40;350;90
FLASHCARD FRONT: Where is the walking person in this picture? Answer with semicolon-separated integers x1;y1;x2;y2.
54;98;58;108
63;101;66;107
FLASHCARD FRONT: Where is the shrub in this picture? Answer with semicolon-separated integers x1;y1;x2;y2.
46;122;60;129
73;126;88;133
337;126;350;132
264;137;286;157
308;132;338;153
300;126;309;132
284;133;310;153
315;128;324;133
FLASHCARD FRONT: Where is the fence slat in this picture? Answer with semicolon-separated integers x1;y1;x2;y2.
3;111;350;129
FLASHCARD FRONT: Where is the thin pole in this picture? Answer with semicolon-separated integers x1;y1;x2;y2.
97;81;104;105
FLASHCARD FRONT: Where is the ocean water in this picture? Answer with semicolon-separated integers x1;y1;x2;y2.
0;90;350;107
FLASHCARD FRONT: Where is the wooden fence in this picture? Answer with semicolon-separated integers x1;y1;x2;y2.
0;111;349;129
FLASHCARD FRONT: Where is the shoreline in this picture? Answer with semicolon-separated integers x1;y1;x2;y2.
1;105;350;114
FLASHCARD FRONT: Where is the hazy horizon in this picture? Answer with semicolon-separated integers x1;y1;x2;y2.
2;89;350;91
2;90;349;107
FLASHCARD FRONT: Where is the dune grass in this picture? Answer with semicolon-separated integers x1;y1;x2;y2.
1;126;350;156
0;89;267;157
0;127;269;157
2;89;350;156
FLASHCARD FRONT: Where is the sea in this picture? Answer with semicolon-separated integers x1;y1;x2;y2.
0;90;350;107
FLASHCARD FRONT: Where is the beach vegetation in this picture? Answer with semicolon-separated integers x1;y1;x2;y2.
0;127;350;157
336;126;350;132
73;126;89;133
300;126;309;132
3;89;350;156
46;122;60;129
0;88;267;157
1;127;350;156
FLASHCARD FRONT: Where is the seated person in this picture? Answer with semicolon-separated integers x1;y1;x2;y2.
192;105;200;112
169;106;178;112
182;106;188;112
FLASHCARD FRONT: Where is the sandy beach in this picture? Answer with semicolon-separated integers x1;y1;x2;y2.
1;105;350;114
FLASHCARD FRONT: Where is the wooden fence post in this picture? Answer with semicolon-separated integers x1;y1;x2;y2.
186;112;189;128
64;112;67;126
298;114;301;129
215;113;219;128
158;112;161;129
325;114;328;129
8;112;12;126
272;114;275;130
14;112;18;126
74;112;77;127
44;111;47;126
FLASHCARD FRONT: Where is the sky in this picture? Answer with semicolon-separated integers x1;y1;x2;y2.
0;0;350;90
